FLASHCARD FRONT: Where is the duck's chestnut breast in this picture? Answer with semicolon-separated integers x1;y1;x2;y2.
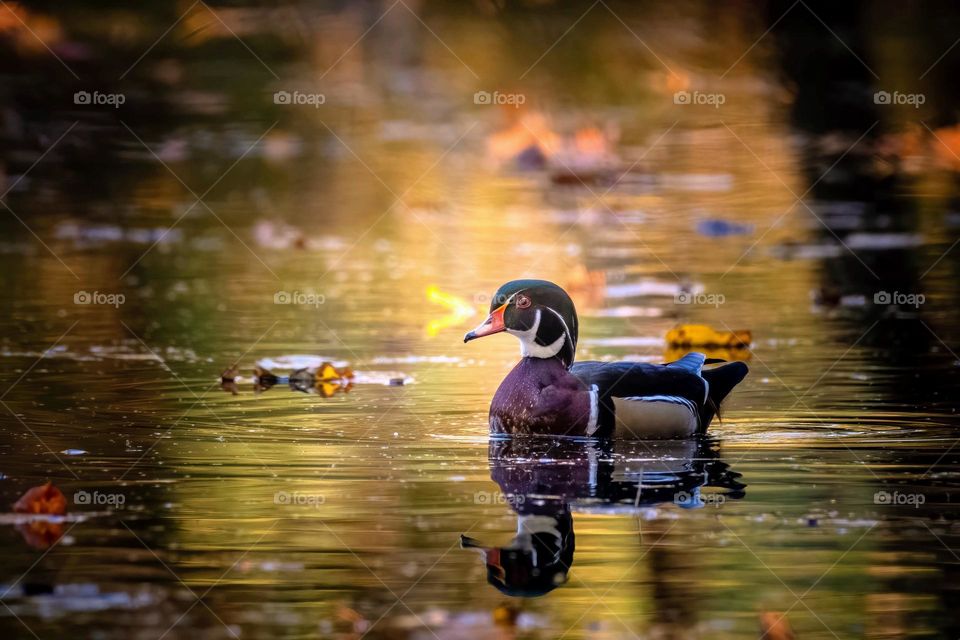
488;358;591;435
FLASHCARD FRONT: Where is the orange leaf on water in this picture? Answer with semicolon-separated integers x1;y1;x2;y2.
13;482;67;515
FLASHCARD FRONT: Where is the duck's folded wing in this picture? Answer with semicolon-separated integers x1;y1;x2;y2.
570;359;709;436
569;359;707;406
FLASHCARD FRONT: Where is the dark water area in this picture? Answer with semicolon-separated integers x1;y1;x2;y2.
1;1;960;638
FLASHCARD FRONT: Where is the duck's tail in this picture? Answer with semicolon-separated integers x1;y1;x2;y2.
699;361;749;430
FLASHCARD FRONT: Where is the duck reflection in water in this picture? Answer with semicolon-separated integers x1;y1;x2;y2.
461;436;745;597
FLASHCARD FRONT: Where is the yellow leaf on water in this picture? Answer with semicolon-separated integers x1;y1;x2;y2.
317;362;339;381
665;324;752;348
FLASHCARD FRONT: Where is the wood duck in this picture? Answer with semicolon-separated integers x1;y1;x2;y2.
464;279;748;438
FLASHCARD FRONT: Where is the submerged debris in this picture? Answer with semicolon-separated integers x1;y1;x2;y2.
251;362;354;396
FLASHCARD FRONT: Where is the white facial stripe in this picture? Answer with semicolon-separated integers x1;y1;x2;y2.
507;309;565;359
543;306;574;352
498;290;521;308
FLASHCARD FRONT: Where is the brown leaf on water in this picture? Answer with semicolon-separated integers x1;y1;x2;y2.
13;482;67;515
759;611;796;640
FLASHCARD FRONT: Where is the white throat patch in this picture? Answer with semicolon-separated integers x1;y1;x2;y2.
507;309;565;359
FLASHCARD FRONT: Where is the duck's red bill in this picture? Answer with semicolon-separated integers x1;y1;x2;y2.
464;303;507;342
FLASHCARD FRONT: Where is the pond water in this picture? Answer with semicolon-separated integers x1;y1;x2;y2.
1;2;960;638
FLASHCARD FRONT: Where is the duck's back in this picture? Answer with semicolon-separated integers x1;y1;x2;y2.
570;354;747;438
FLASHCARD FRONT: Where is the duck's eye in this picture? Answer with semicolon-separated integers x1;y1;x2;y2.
515;294;531;309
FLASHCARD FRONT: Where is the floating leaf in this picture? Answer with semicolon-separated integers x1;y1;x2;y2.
666;324;751;348
13;482;67;515
317;362;339;381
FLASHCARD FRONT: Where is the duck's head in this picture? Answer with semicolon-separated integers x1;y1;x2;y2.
460;508;574;598
464;279;578;366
